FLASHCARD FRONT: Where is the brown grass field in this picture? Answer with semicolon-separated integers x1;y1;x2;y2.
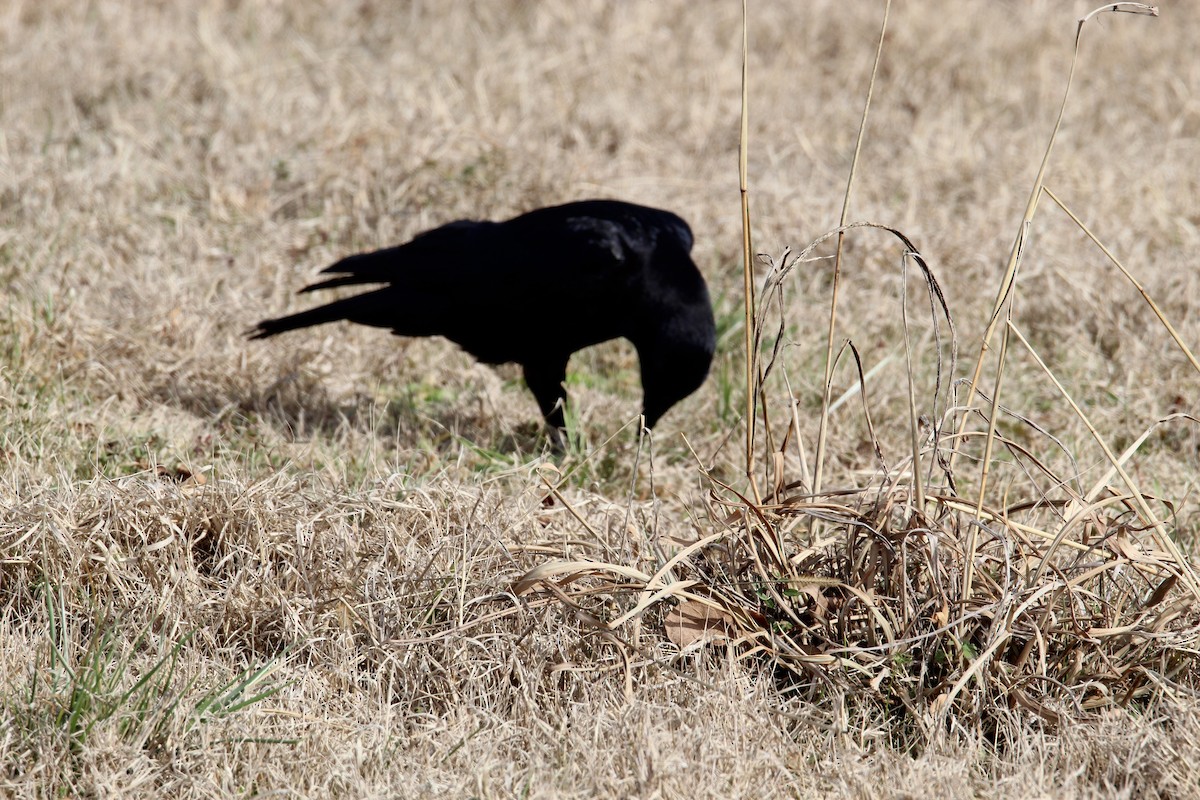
4;1;1200;797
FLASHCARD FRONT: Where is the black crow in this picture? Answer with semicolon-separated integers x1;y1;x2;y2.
249;199;716;434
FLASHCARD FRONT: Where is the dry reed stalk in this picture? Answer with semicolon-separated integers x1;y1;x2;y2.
739;0;760;503
813;0;893;501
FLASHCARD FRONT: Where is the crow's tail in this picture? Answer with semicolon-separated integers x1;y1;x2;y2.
297;249;398;294
247;292;392;340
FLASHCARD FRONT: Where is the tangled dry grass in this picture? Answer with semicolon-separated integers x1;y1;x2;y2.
4;1;1200;797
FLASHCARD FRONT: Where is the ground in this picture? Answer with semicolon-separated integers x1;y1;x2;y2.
3;1;1200;797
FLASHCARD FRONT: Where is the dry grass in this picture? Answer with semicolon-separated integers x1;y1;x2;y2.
4;1;1200;797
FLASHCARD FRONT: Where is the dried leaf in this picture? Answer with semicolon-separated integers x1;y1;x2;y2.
664;600;737;648
1146;574;1177;607
931;603;950;628
799;584;831;621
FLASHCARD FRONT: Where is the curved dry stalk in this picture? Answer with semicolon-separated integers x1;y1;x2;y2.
1032;493;1161;586
513;559;652;597
756;223;954;385
901;254;927;512
754;223;954;516
842;339;888;476
950;3;1160;474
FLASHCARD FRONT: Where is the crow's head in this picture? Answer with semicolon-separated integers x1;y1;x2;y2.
638;306;716;430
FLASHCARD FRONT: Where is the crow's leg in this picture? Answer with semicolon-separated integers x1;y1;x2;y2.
523;357;570;436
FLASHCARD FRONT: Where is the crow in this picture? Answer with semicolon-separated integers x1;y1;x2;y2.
249;199;716;435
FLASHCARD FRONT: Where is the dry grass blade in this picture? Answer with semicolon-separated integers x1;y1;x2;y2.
1043;186;1200;376
1082;413;1199;505
963;304;1013;600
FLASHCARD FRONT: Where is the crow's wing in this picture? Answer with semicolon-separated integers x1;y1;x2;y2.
297;220;495;294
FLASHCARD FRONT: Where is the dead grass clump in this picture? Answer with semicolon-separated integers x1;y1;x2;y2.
520;243;1200;750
